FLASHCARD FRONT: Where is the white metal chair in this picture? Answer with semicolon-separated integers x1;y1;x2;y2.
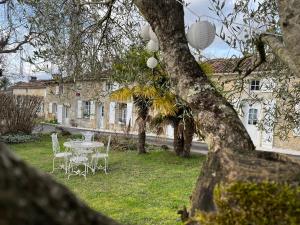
91;135;111;174
67;146;89;180
81;131;95;142
51;133;71;173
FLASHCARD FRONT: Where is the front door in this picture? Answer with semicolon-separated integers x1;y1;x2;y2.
98;104;105;129
243;103;261;147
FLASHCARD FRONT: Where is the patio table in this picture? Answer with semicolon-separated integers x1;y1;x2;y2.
63;141;105;178
63;141;104;153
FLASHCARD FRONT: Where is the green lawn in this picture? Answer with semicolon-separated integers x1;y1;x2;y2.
9;135;205;225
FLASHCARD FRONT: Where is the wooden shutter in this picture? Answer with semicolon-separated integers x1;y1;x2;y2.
109;102;116;124
126;102;133;125
57;105;63;124
77;100;82;118
55;85;59;95
48;102;53;113
90;101;95;120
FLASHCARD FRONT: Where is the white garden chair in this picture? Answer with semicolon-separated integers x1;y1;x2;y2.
81;131;94;142
91;135;111;174
67;146;89;180
51;133;71;173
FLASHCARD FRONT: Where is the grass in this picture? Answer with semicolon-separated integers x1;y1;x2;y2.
9;135;205;225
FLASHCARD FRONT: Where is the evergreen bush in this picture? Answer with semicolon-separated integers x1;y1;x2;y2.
191;182;300;225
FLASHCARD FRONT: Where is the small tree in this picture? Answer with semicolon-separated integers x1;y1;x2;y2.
111;85;176;154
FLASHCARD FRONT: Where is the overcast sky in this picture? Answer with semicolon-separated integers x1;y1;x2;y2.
7;0;239;81
185;0;240;58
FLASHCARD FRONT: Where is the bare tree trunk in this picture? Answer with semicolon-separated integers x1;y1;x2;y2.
0;143;121;225
133;0;300;216
137;116;147;154
182;118;195;158
173;120;184;156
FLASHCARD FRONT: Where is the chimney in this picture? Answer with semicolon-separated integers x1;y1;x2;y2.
30;76;37;81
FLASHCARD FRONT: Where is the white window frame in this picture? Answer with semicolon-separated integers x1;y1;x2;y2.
65;107;69;118
82;101;91;119
250;80;260;91
248;108;258;125
116;103;127;124
52;103;57;114
37;103;44;113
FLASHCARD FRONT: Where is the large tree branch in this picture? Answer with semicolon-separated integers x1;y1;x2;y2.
0;31;36;54
0;0;9;4
261;34;300;77
0;143;121;225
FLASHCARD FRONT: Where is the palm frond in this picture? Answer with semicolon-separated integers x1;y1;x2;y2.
152;92;177;116
133;85;159;99
110;87;133;102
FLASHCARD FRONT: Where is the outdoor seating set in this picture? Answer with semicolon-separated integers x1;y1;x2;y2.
51;131;111;179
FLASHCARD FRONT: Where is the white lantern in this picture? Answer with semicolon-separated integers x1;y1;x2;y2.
149;27;158;42
186;21;216;50
146;57;158;69
141;25;151;41
146;40;159;52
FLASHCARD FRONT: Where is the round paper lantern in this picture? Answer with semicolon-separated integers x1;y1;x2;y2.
146;57;158;69
186;21;216;50
140;25;151;41
149;27;158;42
146;40;159;52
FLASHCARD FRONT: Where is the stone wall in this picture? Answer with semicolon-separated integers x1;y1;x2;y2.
211;72;300;151
44;80;138;133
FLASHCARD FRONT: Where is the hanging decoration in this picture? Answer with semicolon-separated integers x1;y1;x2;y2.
141;24;160;69
140;25;151;41
186;20;216;50
149;28;158;42
146;40;159;52
146;57;158;69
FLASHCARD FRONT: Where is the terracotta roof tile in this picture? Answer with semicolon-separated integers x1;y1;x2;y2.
205;58;272;74
11;80;50;89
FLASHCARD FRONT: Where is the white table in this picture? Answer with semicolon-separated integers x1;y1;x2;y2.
63;141;105;179
63;141;104;150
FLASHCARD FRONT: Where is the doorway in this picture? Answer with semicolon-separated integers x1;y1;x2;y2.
98;104;105;129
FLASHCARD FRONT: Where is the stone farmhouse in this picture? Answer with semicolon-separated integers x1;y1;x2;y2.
209;58;300;152
9;60;300;152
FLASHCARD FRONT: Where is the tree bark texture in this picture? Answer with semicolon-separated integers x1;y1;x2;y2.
173;120;184;156
134;0;300;215
0;143;121;225
182;117;195;158
137;114;147;154
278;0;300;76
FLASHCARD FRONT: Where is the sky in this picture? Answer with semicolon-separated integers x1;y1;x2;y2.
5;0;240;82
184;0;241;58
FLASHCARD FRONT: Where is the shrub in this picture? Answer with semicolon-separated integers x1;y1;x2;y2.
0;94;43;134
0;133;41;144
191;182;300;225
95;134;137;151
44;118;58;124
55;126;71;136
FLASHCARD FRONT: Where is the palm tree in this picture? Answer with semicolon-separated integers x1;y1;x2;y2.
150;102;195;157
111;85;176;154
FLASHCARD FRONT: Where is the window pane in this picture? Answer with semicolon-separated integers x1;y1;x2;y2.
248;108;258;125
